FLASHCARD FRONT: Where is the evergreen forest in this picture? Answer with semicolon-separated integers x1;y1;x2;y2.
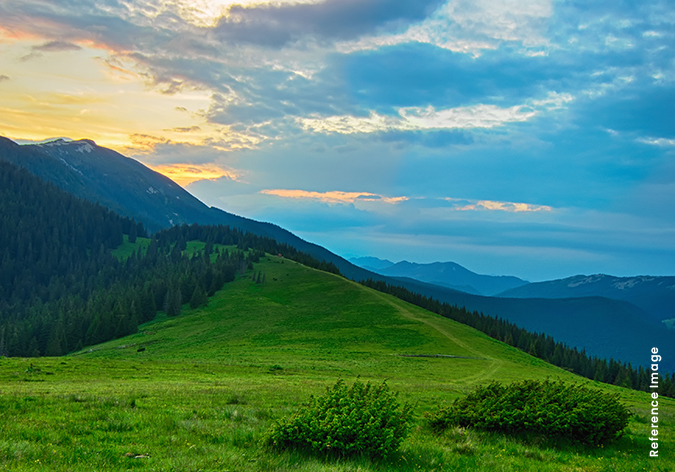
0;160;337;357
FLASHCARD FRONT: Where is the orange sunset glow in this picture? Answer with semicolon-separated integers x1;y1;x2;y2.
149;164;240;186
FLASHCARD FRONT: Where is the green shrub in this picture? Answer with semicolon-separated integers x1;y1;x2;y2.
427;379;630;445
264;379;413;458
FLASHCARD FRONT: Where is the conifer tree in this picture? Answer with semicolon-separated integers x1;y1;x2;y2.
165;287;182;317
189;285;208;309
27;337;40;357
128;222;138;243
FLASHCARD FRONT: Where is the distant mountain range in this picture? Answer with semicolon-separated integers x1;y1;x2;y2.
349;256;396;272
349;257;528;296
498;274;675;322
351;256;674;326
3;135;673;371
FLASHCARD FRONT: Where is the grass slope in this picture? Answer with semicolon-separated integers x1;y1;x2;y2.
0;256;672;471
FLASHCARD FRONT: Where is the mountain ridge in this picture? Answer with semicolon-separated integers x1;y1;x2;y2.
349;256;395;272
498;273;675;322
373;259;528;296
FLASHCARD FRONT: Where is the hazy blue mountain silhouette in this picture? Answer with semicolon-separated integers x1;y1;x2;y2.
351;258;527;296
499;274;675;322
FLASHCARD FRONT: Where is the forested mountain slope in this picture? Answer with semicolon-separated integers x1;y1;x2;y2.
0;158;336;357
0;159;147;355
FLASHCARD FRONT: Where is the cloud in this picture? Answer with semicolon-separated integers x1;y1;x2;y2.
338;40;658;115
19;51;42;62
33;40;81;52
214;0;445;47
298;93;573;134
335;0;554;56
0;75;9;82
261;188;408;204
3;0;664;145
637;137;675;147
445;198;553;213
3;0;675;282
402;103;537;129
127;133;171;153
163;125;201;133
406;0;553;52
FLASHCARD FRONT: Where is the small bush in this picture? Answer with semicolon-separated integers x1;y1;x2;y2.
427;379;630;445
264;379;413;458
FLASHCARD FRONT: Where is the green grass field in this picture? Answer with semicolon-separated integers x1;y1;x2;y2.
0;255;673;471
111;235;152;259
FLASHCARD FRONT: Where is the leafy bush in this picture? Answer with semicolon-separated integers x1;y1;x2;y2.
264;379;413;458
427;379;630;445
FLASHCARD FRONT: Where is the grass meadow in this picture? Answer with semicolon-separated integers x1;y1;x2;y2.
0;254;673;471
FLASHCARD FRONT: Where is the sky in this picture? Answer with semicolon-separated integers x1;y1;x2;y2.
1;0;674;281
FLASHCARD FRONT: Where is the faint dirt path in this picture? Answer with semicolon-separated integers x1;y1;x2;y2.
364;286;506;384
312;266;507;385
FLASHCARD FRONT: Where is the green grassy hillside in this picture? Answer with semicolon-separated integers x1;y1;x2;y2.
0;256;672;471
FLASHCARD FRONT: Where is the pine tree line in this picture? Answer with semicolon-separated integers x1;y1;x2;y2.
0;237;245;356
0;220;340;357
155;224;341;276
360;278;674;399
